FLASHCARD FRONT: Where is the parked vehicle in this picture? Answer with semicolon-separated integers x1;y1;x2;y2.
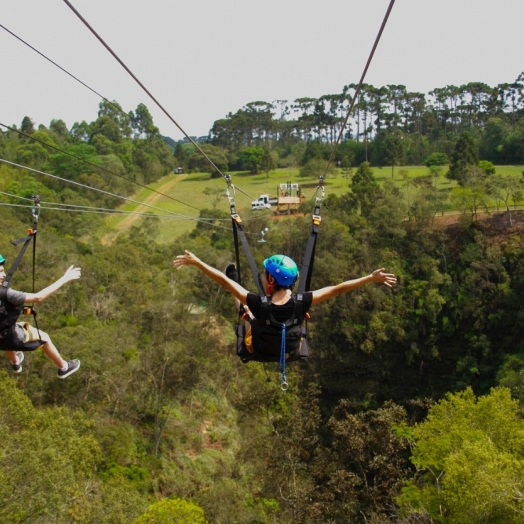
251;194;278;210
251;185;305;214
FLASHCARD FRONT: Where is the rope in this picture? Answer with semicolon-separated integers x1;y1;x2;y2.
0;23;126;124
0;190;230;221
61;1;259;203
0;123;201;213
29;197;42;340
324;0;396;176
279;323;288;391
0;159;239;232
62;0;227;180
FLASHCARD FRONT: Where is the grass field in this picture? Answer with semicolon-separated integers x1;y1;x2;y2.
101;165;524;244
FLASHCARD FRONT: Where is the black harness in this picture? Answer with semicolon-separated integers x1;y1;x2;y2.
226;176;324;366
236;294;309;364
0;197;42;351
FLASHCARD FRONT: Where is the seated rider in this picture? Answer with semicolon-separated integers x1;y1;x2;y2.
0;253;81;378
173;251;397;360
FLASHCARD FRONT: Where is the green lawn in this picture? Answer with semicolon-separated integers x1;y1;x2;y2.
102;165;524;244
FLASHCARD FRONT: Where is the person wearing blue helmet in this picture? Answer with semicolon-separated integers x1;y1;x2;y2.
174;250;396;359
0;254;81;378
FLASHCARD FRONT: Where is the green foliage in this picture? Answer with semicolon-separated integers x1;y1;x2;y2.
3;91;524;522
188;143;228;177
398;387;524;522
478;159;496;175
351;161;380;217
0;372;101;522
424;152;449;167
135;497;208;524
447;131;479;185
299;158;336;179
239;146;264;174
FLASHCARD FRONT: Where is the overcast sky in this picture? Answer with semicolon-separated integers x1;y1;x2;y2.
1;0;523;141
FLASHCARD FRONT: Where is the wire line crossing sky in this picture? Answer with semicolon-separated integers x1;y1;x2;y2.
2;0;523;140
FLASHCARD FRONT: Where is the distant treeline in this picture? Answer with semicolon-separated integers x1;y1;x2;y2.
172;74;524;175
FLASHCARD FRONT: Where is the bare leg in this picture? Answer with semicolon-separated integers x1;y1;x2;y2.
5;350;18;365
38;331;67;368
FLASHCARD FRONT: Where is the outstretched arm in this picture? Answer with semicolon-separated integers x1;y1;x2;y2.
311;268;396;305
24;265;81;304
174;250;250;304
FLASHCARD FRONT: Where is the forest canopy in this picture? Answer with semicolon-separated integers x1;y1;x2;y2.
1;74;524;522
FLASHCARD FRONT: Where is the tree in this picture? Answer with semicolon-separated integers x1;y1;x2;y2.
447;131;479;185
240;145;264;174
351;161;380;218
136;497;208;524
0;372;101;522
299;158;336;179
20;115;35;136
450;185;487;221
397;387;524;523
261;146;277;179
384;132;405;178
187;143;228;177
424;152;449;167
130;103;159;139
478;159;495;175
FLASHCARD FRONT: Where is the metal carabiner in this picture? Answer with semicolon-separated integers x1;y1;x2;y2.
31;194;41;223
225;175;236;206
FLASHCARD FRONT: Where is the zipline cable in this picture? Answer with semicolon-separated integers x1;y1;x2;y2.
62;0;256;202
0;123;202;213
324;0;396;175
0;201;234;222
1;158;210;223
0;23;128;126
0;190;233;221
0;166;258;234
1;14;267;207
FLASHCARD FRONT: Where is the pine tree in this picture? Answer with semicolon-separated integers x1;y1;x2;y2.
447;131;479;185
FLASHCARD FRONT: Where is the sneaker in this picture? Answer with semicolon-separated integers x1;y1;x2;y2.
57;359;81;379
12;351;24;374
225;263;239;283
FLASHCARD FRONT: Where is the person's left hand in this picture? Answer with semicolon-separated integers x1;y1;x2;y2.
371;268;397;287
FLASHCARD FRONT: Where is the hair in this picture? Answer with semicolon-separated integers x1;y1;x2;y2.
265;270;294;292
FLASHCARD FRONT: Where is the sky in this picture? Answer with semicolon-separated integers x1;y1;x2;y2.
1;0;523;141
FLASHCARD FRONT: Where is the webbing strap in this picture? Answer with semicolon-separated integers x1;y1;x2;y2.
279;323;288;391
297;176;324;294
231;216;264;296
2;233;35;289
297;221;319;295
226;176;265;296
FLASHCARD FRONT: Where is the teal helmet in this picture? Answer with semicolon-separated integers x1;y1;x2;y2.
0;254;5;265
263;254;298;287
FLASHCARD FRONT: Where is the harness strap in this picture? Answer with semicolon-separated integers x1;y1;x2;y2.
279;323;288;390
231;215;264;295
1;196;42;340
3;233;35;290
226;176;265;295
297;176;324;295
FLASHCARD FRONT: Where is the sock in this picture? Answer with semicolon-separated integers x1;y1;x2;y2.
60;363;68;372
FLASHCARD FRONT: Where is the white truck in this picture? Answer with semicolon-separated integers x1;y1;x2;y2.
251;194;278;210
251;184;305;213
